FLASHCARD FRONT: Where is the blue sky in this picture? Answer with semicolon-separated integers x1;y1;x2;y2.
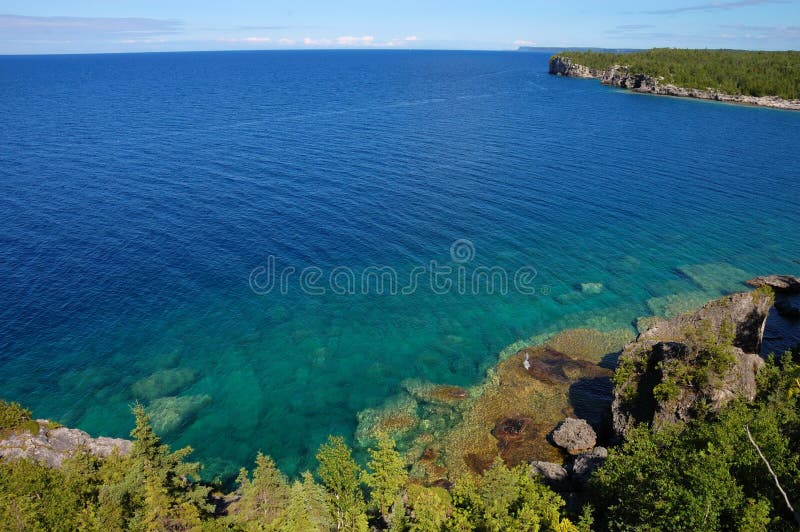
0;0;798;54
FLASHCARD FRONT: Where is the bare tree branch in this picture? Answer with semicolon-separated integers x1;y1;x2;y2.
745;425;800;526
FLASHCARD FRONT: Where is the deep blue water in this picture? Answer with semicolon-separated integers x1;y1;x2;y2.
1;50;799;478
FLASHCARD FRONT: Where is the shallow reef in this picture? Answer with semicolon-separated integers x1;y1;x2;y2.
357;327;633;484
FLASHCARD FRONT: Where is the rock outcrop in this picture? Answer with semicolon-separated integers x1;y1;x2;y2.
0;420;131;467
530;460;569;489
571;446;608;487
549;56;800;111
551;418;597;455
746;275;800;294
530;416;607;498
612;290;773;437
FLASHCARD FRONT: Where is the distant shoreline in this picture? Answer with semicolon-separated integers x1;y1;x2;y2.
549;54;800;111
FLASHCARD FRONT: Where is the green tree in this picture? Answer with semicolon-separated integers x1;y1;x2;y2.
448;458;576;532
127;404;213;530
405;484;450;532
233;452;291;530
316;435;368;531
591;353;800;531
365;435;408;521
0;400;32;431
274;471;335;531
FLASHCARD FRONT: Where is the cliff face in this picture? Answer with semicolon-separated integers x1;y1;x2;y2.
548;56;599;79
549;55;800;111
611;290;774;438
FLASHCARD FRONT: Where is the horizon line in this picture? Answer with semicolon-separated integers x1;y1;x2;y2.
1;45;797;57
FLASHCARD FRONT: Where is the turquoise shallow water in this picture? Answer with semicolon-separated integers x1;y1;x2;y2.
1;50;799;479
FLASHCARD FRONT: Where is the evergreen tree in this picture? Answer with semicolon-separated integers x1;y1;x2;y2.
127;404;213;530
365;435;408;521
448;458;577;532
405;484;450;532
316;435;368;531
274;471;335;531
233;452;291;530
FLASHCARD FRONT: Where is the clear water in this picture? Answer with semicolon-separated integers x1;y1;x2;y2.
1;50;799;479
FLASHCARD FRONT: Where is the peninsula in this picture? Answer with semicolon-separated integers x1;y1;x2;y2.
549;48;800;111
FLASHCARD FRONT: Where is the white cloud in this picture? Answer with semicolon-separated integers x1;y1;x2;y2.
217;36;273;44
303;37;332;46
335;35;375;46
299;35;413;48
514;39;537;46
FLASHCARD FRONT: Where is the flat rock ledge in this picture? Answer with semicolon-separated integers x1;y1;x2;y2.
0;420;131;468
746;275;800;294
549;56;800;112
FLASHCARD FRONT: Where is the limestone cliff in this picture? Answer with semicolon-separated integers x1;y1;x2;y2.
549;55;800;111
611;290;774;437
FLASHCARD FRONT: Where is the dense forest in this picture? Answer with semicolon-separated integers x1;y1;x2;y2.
1;347;799;531
555;49;800;100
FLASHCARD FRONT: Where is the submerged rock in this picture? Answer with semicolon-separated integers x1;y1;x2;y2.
544;328;633;364
131;368;199;400
0;420;130;467
425;343;609;478
677;263;749;294
402;379;469;405
147;395;212;435
612;290;773;437
355;394;420;449
635;316;667;335
551;418;597;455
647;291;712;318
580;282;604;294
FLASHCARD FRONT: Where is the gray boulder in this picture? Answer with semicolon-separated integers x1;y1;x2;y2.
530;461;569;489
570;447;608;487
551;418;597;455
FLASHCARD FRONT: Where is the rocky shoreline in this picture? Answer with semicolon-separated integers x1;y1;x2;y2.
0;419;130;467
549;55;800;111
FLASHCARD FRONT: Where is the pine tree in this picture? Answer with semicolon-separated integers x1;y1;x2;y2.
127;404;212;529
365;435;408;521
406;484;450;532
315;435;368;531
233;452;290;529
274;471;335;531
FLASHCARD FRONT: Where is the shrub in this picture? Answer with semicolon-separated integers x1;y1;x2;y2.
0;400;32;431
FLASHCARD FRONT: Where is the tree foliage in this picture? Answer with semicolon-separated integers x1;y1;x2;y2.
590;352;800;531
316;435;369;531
365;435;408;520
